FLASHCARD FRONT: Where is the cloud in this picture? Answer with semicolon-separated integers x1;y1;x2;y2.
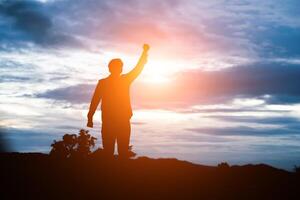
35;84;94;104
0;0;81;48
186;126;299;137
0;75;31;83
132;61;300;107
253;26;300;57
1;0;299;64
210;116;300;125
34;61;300;108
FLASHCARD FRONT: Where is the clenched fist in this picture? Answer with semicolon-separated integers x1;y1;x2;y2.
143;44;150;52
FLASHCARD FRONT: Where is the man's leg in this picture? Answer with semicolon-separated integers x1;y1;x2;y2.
116;119;131;158
101;120;116;156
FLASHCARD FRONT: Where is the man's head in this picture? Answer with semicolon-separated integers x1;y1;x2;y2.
108;58;123;75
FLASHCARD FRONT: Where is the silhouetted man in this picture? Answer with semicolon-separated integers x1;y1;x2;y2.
87;44;150;158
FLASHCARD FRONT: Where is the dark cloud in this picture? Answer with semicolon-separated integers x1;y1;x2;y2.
0;1;51;37
0;0;299;61
35;84;94;104
0;60;34;69
0;75;31;83
186;126;299;137
248;144;300;153
264;95;300;104
211;116;300;125
0;0;81;48
252;25;300;57
132;61;300;107
0;0;170;50
186;62;300;97
179;107;290;114
0;0;257;56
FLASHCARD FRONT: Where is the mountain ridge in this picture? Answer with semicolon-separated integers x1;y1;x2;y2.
1;152;299;200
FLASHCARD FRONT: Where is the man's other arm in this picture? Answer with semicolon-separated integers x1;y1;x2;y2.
87;80;103;128
124;44;150;83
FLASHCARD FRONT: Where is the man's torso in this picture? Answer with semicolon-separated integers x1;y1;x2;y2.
100;75;132;120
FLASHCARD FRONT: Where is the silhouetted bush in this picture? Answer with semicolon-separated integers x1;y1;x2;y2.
294;165;300;174
50;129;96;158
218;162;230;170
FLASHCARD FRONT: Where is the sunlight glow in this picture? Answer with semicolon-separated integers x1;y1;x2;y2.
137;58;190;84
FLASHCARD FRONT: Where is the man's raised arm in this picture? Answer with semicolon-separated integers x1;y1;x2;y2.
124;44;150;83
87;80;102;128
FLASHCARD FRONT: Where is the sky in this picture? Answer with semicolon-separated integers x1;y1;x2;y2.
1;0;300;170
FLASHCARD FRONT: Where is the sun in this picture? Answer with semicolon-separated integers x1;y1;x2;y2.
114;50;189;84
139;59;182;84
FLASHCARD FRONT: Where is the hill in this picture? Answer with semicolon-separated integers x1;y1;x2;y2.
1;152;299;200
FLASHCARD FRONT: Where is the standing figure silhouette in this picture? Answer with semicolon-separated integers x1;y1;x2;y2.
87;44;150;158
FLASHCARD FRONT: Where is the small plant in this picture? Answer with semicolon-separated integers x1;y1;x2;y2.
294;165;300;174
218;162;230;169
50;129;96;158
76;129;97;156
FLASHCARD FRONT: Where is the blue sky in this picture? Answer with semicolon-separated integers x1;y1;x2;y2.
1;0;300;170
